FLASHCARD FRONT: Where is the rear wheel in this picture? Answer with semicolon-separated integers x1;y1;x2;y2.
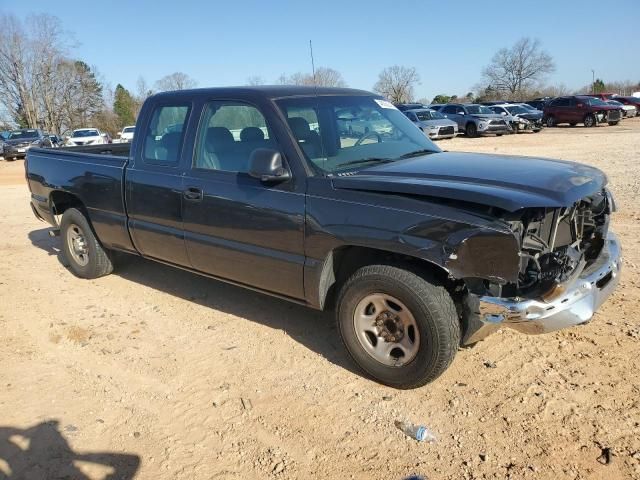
584;114;596;127
545;116;556;128
60;208;113;279
337;264;460;389
466;122;478;138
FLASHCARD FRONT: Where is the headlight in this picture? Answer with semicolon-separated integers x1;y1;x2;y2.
428;125;438;130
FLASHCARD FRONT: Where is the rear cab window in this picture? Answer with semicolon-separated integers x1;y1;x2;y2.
142;104;191;165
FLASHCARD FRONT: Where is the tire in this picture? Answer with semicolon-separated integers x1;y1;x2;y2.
60;208;113;279
465;122;478;138
584;114;596;128
545;116;556;128
608;121;619;126
336;264;460;389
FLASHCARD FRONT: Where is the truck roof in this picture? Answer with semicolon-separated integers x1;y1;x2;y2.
151;85;375;100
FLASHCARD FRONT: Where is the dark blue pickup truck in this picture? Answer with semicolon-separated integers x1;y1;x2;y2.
26;86;621;388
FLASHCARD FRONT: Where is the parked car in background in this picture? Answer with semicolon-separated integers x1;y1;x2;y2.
526;99;552;111
118;125;136;143
440;103;511;137
402;108;458;139
543;96;622;127
1;131;9;141
101;132;113;144
394;103;428;112
605;100;636;118
426;104;444;111
610;97;640;116
2;128;52;160
339;109;393;137
66;128;105;146
47;134;65;148
586;92;617;101
489;104;543;132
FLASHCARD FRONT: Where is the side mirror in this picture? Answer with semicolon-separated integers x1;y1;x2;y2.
501;111;507;116
249;148;290;183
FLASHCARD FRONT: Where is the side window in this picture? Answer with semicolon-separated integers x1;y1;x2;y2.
143;105;190;165
442;105;457;114
194;101;273;172
567;97;577;107
282;106;323;159
456;106;465;114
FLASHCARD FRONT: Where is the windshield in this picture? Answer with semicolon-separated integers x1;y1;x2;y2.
72;129;99;137
415;110;445;121
466;105;494;115
123;127;135;133
505;105;529;115
8;129;38;140
583;97;607;107
275;96;440;173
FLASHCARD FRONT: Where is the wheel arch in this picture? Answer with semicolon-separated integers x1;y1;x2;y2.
49;190;86;223
316;245;450;311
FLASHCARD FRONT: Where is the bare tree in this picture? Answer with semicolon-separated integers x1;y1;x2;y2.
246;75;264;86
275;67;347;87
373;66;420;103
154;72;197;92
481;38;555;98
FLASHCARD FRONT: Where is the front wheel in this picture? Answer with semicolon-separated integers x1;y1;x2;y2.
584;114;596;127
465;122;478;138
608;121;619;126
60;208;113;279
337;265;460;389
545;116;556;128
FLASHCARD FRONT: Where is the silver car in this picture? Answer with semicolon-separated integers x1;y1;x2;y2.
403;108;459;139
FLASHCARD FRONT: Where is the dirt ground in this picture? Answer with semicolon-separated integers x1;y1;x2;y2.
1;121;639;480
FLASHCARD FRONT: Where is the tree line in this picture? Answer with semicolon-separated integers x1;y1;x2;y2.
2;13;638;136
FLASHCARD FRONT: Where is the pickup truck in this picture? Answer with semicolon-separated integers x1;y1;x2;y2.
26;86;621;389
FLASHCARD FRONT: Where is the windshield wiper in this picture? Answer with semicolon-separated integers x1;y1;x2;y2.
337;157;394;169
397;149;438;159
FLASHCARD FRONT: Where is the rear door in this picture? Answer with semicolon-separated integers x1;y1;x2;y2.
181;99;306;298
125;102;193;265
441;105;462;129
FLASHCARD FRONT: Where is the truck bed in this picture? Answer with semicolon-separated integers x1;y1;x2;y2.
26;146;134;252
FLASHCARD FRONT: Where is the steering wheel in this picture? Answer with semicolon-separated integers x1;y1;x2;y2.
354;130;382;146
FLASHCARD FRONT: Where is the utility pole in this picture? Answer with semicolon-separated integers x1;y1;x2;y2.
591;69;595;94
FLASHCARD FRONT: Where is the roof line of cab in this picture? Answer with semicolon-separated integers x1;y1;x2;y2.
150;86;376;101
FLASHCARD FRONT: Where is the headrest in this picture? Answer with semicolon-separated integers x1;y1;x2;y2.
205;127;234;148
287;117;312;140
240;127;265;142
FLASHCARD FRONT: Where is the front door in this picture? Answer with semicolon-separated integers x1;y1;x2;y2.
181;100;305;299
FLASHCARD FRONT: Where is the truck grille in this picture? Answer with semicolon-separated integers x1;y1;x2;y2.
608;110;621;121
439;126;454;135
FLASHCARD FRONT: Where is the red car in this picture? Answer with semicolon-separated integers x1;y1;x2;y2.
543;95;622;127
585;92;617;101
613;96;640;116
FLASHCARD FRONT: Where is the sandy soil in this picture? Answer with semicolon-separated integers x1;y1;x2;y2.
1;121;639;480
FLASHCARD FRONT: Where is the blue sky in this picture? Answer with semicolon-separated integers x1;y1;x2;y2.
2;0;639;100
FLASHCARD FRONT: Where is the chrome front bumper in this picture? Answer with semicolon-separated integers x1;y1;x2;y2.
463;232;621;344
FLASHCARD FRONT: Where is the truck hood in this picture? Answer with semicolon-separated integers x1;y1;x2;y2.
469;113;505;120
331;152;606;212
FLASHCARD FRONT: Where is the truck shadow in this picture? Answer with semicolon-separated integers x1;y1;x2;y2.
28;228;363;380
0;420;139;479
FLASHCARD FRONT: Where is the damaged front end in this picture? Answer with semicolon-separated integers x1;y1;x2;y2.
456;189;621;345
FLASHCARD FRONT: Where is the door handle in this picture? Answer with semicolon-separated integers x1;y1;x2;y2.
183;187;203;201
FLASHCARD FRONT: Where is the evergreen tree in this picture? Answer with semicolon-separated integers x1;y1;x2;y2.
113;84;136;126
